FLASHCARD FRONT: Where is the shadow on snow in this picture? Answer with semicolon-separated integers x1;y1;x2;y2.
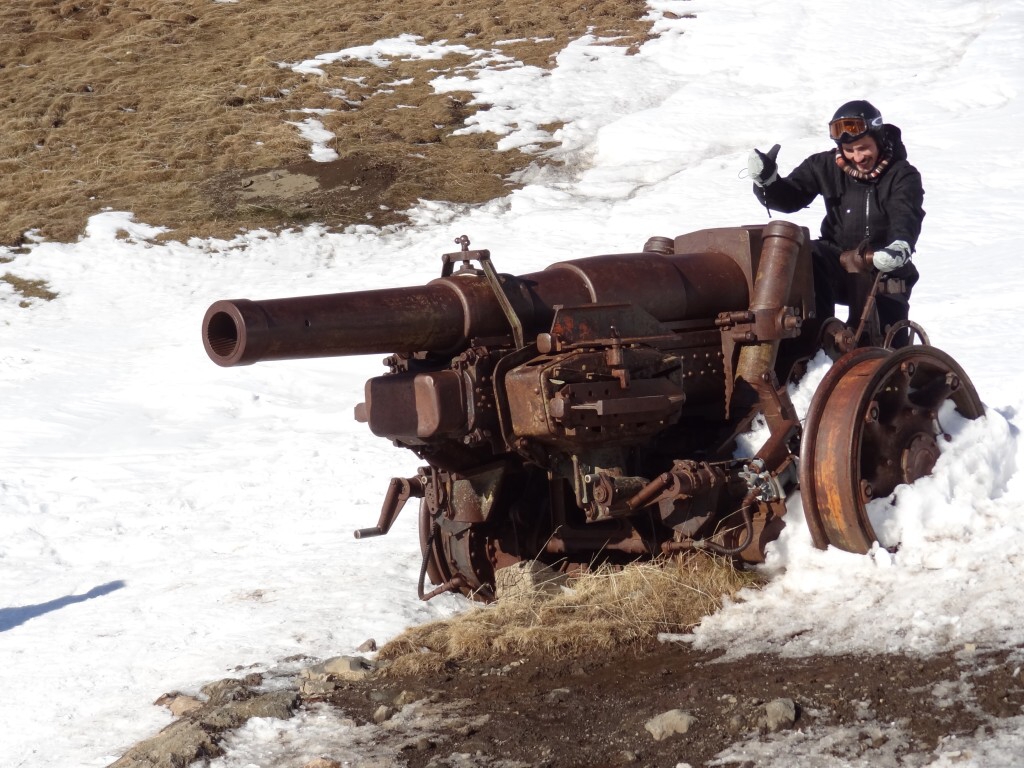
0;580;127;632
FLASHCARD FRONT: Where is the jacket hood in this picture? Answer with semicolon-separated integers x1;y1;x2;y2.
882;124;909;162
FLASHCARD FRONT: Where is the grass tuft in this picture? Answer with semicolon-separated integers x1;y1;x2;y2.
377;556;762;675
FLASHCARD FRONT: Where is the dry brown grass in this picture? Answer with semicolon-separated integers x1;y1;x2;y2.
1;271;60;305
0;0;652;245
377;556;762;675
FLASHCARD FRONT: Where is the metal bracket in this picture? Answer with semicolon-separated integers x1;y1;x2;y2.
738;458;784;503
443;235;525;349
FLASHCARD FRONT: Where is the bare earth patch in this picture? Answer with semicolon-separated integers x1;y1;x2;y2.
0;0;651;244
323;644;1022;768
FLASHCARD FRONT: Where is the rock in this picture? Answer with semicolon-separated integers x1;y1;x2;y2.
153;691;203;717
760;698;797;732
199;690;298;730
302;759;343;768
544;688;572;704
373;704;397;723
393;689;419;707
108;719;219;767
356;638;378;652
111;686;296;767
456;737;491;755
369;686;402;704
455;723;479;737
167;695;203;717
495;560;568;601
302;655;376;681
200;678;250;706
853;699;876;721
300;678;338;697
644;709;696;741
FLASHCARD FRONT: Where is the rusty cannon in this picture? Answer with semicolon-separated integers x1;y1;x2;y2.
202;222;983;600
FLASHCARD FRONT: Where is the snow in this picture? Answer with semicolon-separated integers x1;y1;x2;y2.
287;115;341;162
1;0;1023;765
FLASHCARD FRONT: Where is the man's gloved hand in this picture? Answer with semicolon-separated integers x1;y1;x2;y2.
747;144;781;187
872;240;912;273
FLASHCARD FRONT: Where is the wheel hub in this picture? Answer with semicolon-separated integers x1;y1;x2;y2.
900;432;942;484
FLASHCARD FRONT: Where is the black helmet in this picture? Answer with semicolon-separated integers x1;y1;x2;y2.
829;100;883;143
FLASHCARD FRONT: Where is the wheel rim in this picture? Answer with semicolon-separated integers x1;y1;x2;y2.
800;345;984;552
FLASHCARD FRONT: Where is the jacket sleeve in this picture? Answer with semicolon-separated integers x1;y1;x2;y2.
883;165;925;250
753;154;825;213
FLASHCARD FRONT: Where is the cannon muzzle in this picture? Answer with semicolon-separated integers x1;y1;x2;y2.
202;283;483;366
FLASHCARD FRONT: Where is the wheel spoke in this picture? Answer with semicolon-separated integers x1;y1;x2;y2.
875;365;911;424
858;419;895;497
908;370;956;412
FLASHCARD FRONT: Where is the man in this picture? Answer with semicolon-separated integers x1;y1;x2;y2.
747;100;924;346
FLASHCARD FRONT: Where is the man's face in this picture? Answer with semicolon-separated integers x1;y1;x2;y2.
841;135;880;174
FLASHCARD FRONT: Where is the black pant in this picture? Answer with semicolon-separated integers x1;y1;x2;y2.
811;241;919;347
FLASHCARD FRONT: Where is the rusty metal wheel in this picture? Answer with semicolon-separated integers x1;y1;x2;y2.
800;345;984;552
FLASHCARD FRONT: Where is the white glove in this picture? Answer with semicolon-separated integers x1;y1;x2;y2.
872;240;912;272
747;145;780;188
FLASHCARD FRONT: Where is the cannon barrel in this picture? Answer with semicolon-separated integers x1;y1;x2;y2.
202;242;754;367
203;284;476;366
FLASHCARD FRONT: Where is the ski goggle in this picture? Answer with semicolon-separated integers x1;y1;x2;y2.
829;115;883;142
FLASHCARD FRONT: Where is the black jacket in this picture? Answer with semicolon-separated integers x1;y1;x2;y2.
753;125;925;252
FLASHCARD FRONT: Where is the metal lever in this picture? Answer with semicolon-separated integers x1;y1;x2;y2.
354;476;425;539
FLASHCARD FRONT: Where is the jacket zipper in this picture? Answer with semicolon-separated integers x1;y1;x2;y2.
864;189;871;241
